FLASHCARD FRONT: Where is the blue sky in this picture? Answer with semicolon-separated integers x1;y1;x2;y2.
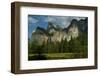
28;15;48;39
28;15;86;39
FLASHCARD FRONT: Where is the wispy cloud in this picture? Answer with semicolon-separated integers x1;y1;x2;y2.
45;16;56;22
28;16;38;24
44;16;86;28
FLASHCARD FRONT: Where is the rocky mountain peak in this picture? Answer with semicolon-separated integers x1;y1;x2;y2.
31;18;88;45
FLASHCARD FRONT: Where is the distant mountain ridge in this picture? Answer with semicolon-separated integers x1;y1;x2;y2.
31;18;88;45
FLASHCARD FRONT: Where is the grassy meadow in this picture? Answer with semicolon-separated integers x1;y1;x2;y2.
28;35;88;60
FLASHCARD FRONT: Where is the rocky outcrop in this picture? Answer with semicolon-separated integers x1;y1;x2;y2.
31;18;88;45
31;27;48;45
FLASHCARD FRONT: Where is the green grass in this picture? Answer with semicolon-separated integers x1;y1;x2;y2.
28;52;87;60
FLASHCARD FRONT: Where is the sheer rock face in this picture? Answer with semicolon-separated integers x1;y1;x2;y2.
31;33;48;45
51;31;66;42
31;18;87;45
67;24;79;41
31;27;48;45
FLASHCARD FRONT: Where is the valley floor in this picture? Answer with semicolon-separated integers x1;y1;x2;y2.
28;52;88;60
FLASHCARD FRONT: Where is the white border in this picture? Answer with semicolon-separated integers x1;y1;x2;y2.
20;6;95;70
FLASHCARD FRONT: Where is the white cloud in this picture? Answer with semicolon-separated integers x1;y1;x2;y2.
75;17;86;21
45;16;56;22
44;16;86;28
28;16;38;24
